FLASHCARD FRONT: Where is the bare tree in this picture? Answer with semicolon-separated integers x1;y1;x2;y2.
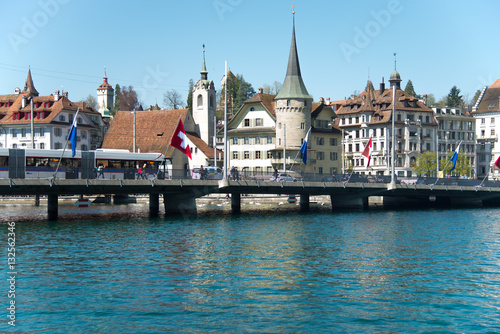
163;89;183;109
84;94;97;110
119;85;139;111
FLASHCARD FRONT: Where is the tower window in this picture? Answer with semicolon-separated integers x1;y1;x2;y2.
197;94;203;107
287;100;291;107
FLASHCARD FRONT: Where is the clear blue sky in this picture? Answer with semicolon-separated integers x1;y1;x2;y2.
1;0;499;108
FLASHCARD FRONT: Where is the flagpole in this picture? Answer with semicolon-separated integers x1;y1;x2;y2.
223;60;228;180
156;115;181;180
390;83;396;185
288;126;311;173
53;108;79;181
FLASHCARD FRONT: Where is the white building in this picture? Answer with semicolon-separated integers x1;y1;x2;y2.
0;70;104;151
471;79;500;178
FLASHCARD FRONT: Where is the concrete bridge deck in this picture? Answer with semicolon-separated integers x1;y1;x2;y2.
2;178;500;220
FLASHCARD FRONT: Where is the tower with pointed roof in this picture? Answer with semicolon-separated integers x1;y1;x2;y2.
389;56;402;90
97;69;114;117
274;12;312;158
192;48;216;147
22;69;39;97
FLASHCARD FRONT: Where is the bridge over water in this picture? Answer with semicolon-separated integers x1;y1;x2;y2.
2;178;500;220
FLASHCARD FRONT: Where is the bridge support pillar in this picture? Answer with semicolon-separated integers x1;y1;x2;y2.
35;194;40;206
231;193;241;214
47;194;58;221
300;194;310;212
331;195;368;210
149;193;159;217
163;194;197;215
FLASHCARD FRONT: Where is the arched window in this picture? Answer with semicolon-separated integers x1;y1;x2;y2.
410;156;417;167
197;94;203;108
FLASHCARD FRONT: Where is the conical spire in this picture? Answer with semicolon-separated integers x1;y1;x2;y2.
201;46;208;81
22;68;39;96
275;13;312;100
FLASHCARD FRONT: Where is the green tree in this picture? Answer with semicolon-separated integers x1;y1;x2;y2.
441;151;473;177
234;74;255;111
446;86;463;108
414;151;437;176
425;94;436;107
471;89;482;107
404;80;417;97
186;79;194;110
112;84;121;115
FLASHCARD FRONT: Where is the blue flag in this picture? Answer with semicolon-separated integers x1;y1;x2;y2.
299;128;311;164
68;110;79;157
449;141;462;172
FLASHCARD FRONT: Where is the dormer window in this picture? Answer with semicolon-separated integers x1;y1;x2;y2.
59;115;65;122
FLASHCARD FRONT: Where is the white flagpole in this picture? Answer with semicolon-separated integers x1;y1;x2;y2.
53;108;79;181
288;126;311;173
223;60;228;180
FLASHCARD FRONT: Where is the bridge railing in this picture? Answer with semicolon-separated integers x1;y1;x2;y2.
6;167;500;188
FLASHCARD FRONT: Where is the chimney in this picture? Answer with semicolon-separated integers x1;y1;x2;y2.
319;97;325;104
62;91;68;98
22;96;26;108
380;77;385;93
54;90;59;101
326;97;331;105
423;94;428;106
258;87;263;94
14;87;20;95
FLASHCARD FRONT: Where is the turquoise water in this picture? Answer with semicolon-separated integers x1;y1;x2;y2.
2;205;500;333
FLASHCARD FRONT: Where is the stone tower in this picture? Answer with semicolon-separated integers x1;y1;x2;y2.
97;69;114;117
274;14;312;154
192;49;216;147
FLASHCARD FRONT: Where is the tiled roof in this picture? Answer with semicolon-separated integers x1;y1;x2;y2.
101;109;190;158
245;92;276;117
336;87;434;126
0;95;96;126
473;79;500;114
186;132;221;159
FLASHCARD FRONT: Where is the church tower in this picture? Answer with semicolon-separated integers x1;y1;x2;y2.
97;69;114;117
274;12;312;161
192;48;216;147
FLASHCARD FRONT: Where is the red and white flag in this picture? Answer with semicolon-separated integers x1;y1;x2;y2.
170;119;192;159
361;136;373;167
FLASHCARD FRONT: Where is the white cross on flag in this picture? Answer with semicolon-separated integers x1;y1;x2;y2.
361;136;372;167
170;119;192;159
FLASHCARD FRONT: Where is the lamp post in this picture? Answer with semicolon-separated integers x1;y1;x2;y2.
132;108;136;153
390;84;396;185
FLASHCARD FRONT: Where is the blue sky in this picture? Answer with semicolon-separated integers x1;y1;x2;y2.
1;0;499;108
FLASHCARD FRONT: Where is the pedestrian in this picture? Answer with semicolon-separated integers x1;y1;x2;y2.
137;165;143;179
199;165;205;180
97;164;104;179
142;164;147;179
230;167;235;180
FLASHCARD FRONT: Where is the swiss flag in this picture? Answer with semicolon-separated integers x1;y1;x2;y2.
495;155;500;169
361;136;373;167
170;119;192;159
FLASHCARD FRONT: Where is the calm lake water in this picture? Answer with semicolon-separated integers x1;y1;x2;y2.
2;203;500;333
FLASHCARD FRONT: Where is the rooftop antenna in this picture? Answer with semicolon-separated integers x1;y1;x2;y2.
394;52;397;70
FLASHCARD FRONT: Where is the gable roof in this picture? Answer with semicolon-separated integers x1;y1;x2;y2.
336;86;435;126
101;109;190;157
474;79;500;114
186;132;222;159
0;95;100;127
